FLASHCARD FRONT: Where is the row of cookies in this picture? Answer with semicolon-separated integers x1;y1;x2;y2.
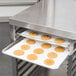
4;38;69;69
19;30;71;47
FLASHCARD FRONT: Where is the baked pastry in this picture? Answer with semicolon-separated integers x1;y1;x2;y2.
47;52;58;58
21;45;30;50
34;48;44;54
26;39;36;45
41;35;52;40
55;46;65;52
54;38;65;44
44;59;55;66
13;50;24;56
28;32;38;36
27;54;38;60
41;43;52;49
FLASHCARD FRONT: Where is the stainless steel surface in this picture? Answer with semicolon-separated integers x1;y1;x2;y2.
0;0;38;6
54;0;76;40
0;22;14;76
9;0;54;27
10;25;18;76
0;6;31;22
10;0;76;40
68;50;76;76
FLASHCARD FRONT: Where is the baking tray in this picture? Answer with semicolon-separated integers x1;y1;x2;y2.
17;29;72;48
2;36;70;69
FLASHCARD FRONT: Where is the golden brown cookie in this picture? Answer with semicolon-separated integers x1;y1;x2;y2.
54;38;65;44
44;59;55;66
27;54;38;61
47;52;58;58
41;43;52;49
41;35;52;40
34;48;44;54
26;39;36;45
21;45;30;50
13;50;24;56
55;46;65;52
28;32;38;36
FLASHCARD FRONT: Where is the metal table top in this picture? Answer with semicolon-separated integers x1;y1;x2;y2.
10;0;76;40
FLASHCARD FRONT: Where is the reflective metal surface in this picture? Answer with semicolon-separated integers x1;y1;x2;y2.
0;23;14;76
0;0;38;6
10;0;76;40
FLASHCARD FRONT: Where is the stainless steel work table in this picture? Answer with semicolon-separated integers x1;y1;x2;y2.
9;0;76;76
0;1;73;75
